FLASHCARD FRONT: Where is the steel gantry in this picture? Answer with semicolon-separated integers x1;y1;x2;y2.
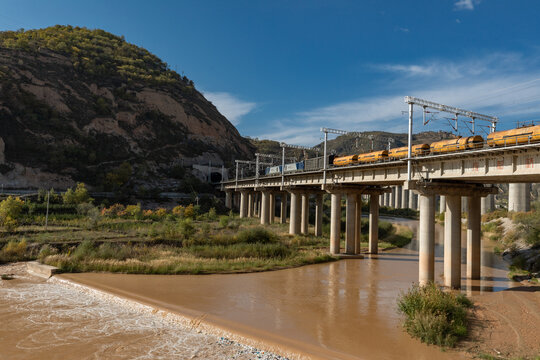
404;96;499;182
279;142;313;190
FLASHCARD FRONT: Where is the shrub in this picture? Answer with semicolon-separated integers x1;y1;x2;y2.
0;196;24;232
63;182;93;205
184;204;195;219
189;243;292;260
172;205;185;218
179;218;195;239
207;207;217;221
154;208;168;218
397;283;472;347
219;215;229;227
125;204;142;219
0;238;28;261
481;209;508;223
101;203;125;217
72;240;96;260
77;202;96;216
38;244;58;260
143;209;153;218
236;227;277;244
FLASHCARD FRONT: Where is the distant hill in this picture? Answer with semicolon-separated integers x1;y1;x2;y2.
0;26;254;192
315;130;456;156
249;130;456;161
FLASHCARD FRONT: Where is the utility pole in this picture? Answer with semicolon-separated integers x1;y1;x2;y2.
45;190;50;230
320;127;360;190
279;143;313;190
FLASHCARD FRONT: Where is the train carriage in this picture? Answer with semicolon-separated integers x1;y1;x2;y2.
387;144;430;159
333;154;358;166
357;150;388;163
487;124;540;147
430;135;483;154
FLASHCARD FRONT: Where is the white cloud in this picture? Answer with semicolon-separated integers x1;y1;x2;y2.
258;53;540;146
373;53;523;80
454;0;480;11
203;91;256;126
398;27;410;33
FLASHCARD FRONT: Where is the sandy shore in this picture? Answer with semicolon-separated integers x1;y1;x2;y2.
462;283;540;359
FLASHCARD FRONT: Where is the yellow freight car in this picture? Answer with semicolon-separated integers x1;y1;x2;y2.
357;150;388;163
333;154;359;166
487;125;540;147
387;144;430;159
430;135;483;154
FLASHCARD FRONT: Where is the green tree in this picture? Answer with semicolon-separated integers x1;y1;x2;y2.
0;196;24;232
63;182;93;204
105;162;132;189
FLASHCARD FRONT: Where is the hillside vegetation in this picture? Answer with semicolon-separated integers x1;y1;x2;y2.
0;26;253;193
0;26;183;85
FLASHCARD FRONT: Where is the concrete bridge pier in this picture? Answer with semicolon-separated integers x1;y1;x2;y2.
467;196;481;280
390;187;396;208
315;193;323;236
252;194;258;217
260;191;270;225
269;193;275;224
289;191;301;235
409;191;418;211
280;193;287;224
508;183;531;212
239;191;248;218
439;195;446;214
345;193;357;254
481;194;495;215
379;194;383;207
395;185;402;208
232;192;239;210
225;191;232;209
355;194;362;254
461;196;468;214
402;188;409;209
301;193;310;235
247;192;254;217
369;194;379;254
418;193;435;286
408;181;498;288
444;195;462;289
330;192;341;254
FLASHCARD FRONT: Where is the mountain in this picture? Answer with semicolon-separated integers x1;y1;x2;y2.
315;130;456;155
249;131;456;161
0;26;254;192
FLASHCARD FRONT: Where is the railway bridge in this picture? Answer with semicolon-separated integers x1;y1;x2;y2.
222;142;540;289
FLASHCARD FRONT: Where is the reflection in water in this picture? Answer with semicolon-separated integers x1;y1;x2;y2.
41;218;513;360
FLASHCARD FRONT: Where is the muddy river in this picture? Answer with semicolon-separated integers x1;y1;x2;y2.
0;218;516;359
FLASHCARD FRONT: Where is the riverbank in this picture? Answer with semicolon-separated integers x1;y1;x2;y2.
463;285;540;359
2;212;412;275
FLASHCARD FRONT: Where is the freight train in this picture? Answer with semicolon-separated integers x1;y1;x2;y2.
264;124;540;175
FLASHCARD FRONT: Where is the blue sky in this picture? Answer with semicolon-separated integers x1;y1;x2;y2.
1;0;540;145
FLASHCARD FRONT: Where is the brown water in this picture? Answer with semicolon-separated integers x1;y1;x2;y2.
0;272;281;360
0;219;515;359
53;218;515;360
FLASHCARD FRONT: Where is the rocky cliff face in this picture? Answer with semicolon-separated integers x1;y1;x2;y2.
0;31;253;190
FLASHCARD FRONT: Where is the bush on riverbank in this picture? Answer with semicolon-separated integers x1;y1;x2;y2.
0;196;415;274
397;283;472;347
